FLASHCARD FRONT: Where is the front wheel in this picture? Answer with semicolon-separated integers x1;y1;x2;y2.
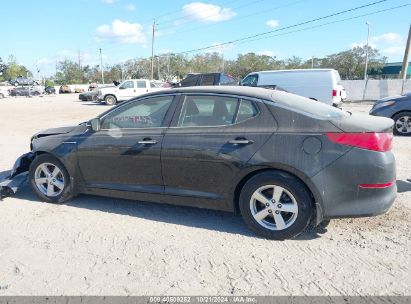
239;171;313;240
29;154;74;203
392;111;411;136
104;94;117;105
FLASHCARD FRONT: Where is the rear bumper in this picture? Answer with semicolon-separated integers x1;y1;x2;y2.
311;147;396;219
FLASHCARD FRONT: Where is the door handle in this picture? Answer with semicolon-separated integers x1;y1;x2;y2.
228;138;254;145
138;139;158;145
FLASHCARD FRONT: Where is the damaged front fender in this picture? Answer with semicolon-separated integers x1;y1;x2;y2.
0;152;34;199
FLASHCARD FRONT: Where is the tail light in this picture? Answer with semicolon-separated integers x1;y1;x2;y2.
326;132;393;152
359;180;396;189
332;89;337;97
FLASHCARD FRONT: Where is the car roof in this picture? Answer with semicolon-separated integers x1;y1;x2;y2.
159;85;275;100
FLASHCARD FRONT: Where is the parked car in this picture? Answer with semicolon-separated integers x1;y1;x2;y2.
59;85;72;94
44;86;56;94
10;86;41;96
369;92;411;136
241;69;346;108
9;76;40;86
3;86;396;240
0;88;9;98
179;73;238;87
97;79;164;105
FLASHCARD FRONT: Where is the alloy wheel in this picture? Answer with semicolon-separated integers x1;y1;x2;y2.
249;185;298;230
34;162;65;197
395;115;411;135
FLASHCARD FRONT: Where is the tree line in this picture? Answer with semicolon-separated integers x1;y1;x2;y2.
1;46;386;85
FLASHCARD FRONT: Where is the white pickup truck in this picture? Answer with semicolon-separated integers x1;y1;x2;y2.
97;79;164;105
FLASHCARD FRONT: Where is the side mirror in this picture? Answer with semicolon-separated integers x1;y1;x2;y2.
90;118;101;132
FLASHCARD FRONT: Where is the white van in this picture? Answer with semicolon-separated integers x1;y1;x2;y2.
240;69;346;107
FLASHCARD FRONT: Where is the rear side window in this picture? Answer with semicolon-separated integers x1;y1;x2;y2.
178;95;238;127
236;99;258;123
200;74;215;86
241;74;258;87
137;81;147;88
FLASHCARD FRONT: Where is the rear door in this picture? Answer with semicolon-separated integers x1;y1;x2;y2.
134;80;150;97
161;93;275;211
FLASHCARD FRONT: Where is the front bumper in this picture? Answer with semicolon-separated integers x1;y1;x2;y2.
0;152;34;199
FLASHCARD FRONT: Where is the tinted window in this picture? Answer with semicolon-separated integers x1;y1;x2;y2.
101;96;173;129
220;74;237;85
119;81;134;89
178;95;238;127
200;74;215;86
236;99;258;123
241;74;258;87
180;74;199;87
137;81;147;88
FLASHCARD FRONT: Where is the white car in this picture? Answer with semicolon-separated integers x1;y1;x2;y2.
241;69;347;108
97;79;164;105
0;88;9;98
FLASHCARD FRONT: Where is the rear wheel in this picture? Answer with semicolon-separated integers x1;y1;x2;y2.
239;171;313;240
104;94;117;105
29;154;74;203
392;112;411;136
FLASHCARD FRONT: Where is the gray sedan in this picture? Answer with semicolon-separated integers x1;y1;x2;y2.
370;92;411;135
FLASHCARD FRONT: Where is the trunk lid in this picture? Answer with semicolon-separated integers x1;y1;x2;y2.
331;113;394;133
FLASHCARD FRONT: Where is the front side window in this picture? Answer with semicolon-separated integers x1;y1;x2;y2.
241;74;258;87
119;81;134;90
101;96;174;129
137;81;147;88
178;95;238;127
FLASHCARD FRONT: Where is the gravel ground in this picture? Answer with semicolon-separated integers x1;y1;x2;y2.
0;94;410;296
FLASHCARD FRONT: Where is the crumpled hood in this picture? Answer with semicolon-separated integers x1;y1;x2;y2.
33;124;87;139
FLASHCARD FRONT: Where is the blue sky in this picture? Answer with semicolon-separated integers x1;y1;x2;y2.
1;0;410;76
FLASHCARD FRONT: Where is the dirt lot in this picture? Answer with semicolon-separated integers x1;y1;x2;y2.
0;94;410;296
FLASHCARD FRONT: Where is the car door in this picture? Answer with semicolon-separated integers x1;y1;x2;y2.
161;93;275;211
134;80;149;97
117;80;136;101
76;94;177;201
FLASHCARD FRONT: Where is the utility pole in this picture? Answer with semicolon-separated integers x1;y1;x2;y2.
151;19;156;80
78;49;82;82
157;56;160;80
364;22;371;80
311;56;314;68
400;24;411;95
362;22;371;101
99;48;104;84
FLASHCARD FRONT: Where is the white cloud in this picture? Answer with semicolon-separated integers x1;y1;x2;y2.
102;0;116;4
372;33;403;44
37;58;49;65
349;41;376;49
383;46;405;55
266;20;279;28
181;2;236;23
125;3;136;11
95;19;146;44
258;50;276;57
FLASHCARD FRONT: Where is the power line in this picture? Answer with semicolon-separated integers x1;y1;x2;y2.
164;0;306;36
169;0;390;55
233;3;410;46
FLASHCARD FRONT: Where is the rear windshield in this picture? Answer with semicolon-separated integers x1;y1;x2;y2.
271;91;349;119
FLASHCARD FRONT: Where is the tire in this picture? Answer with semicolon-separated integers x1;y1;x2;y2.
104;94;117;105
392;111;411;136
239;171;313;240
0;93;4;99
29;154;74;204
